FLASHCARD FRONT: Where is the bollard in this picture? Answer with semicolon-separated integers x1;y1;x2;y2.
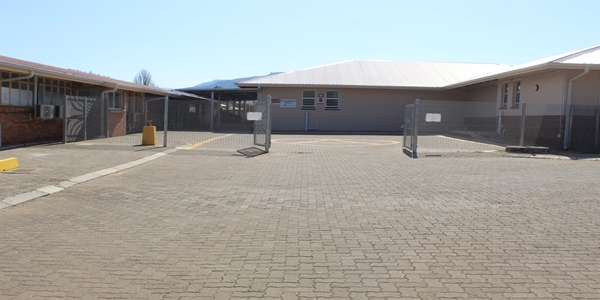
141;121;157;146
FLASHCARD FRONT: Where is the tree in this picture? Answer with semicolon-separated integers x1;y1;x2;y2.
133;69;157;87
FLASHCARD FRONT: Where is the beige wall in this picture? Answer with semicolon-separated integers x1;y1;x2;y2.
491;70;600;116
465;84;497;102
262;87;465;132
494;72;567;116
571;70;600;106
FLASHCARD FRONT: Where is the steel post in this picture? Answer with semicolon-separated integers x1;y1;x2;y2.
413;99;420;158
163;95;169;147
519;103;527;146
210;91;214;131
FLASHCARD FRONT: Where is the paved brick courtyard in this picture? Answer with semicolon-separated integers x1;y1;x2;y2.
1;135;600;299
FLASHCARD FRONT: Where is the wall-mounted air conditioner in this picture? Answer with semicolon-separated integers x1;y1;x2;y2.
35;105;55;119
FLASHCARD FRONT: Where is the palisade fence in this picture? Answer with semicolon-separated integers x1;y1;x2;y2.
403;99;600;158
64;95;270;152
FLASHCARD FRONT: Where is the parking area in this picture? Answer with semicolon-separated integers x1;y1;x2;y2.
1;134;600;299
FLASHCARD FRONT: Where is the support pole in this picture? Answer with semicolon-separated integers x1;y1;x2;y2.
595;108;600;153
84;97;88;141
266;95;271;153
413;99;420;158
519;103;527;146
163;95;169;147
63;99;67;144
210;91;214;131
217;93;221;130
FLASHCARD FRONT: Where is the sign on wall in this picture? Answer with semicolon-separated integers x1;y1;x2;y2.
425;113;442;122
317;93;325;104
280;99;297;108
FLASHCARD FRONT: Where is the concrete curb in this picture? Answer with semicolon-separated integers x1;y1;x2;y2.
0;148;178;210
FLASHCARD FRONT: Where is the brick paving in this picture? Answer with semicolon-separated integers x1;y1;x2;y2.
1;134;600;299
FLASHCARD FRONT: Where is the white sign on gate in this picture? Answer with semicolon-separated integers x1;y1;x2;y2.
280;99;297;108
247;112;262;121
425;113;442;122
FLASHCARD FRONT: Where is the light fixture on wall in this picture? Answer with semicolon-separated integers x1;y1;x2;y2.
534;84;539;91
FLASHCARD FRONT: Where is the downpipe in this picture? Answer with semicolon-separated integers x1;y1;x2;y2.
563;67;589;150
304;111;319;131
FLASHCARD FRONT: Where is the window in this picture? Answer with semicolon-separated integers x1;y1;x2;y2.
501;83;509;108
0;72;34;106
135;94;143;112
38;77;71;106
77;90;100;99
302;90;316;109
513;81;521;108
107;92;123;110
326;91;339;109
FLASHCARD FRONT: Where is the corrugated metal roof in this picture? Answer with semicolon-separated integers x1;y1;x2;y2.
447;45;600;88
239;45;600;90
0;55;204;99
553;45;600;64
237;60;509;89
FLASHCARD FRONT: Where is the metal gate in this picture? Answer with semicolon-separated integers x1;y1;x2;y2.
252;97;271;152
63;94;272;155
403;100;418;158
64;95;106;142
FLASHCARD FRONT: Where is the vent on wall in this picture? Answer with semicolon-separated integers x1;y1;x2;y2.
35;105;55;119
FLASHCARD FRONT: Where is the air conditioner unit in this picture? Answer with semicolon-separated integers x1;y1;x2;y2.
35;105;55;119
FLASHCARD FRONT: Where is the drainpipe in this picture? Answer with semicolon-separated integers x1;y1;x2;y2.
100;84;118;138
563;67;589;150
305;111;308;131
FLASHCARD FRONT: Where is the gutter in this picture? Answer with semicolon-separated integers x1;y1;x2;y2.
0;70;34;83
563;67;590;149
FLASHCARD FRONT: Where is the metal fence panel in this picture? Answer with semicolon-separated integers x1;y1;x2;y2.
403;103;417;157
405;99;600;156
65;95;105;142
253;100;271;152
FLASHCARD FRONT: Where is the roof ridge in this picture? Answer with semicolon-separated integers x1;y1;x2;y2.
551;44;600;63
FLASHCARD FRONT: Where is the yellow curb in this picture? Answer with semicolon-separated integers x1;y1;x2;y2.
184;134;234;150
0;157;19;172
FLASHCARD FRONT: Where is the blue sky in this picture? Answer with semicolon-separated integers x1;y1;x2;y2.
1;0;598;89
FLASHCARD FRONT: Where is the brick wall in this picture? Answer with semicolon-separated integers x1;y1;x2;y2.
109;110;126;137
0;106;63;147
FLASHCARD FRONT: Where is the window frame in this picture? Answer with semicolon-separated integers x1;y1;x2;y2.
0;71;35;107
37;77;71;106
501;83;509;108
107;92;124;110
513;81;521;108
325;90;339;109
302;90;316;109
